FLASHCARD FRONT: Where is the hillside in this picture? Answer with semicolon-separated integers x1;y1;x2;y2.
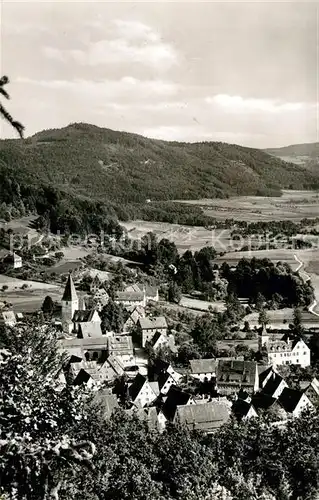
1;123;319;227
265;142;319;168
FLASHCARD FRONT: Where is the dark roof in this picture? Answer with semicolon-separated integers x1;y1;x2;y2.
62;273;78;302
279;388;305;413
232;399;255;419
259;366;274;387
72;309;97;322
217;360;257;386
150;331;163;347
157;371;171;390
175;402;230;432
262;373;285;397
162;385;192;421
190;358;217;374
251;393;277;410
129;373;147;401
148;358;171;381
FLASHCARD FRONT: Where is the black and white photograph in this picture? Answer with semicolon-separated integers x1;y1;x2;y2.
0;1;318;498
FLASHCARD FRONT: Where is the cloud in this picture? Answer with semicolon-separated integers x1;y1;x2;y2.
17;76;179;102
207;94;309;113
42;19;178;71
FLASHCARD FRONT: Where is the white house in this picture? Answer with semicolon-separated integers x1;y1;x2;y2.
278;387;313;417
259;327;311;368
128;373;159;408
138;316;168;347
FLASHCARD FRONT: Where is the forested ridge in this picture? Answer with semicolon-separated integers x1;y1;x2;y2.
1;122;319;227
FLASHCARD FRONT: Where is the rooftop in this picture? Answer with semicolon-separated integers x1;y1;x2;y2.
190;358;217;374
139;316;167;330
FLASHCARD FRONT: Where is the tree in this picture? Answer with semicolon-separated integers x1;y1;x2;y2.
0;76;24;138
42;295;55;316
167;281;182;304
100;299;125;333
0;322;95;499
258;308;269;327
292;307;304;337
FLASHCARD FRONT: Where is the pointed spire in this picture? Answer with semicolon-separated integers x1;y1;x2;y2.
62;273;78;302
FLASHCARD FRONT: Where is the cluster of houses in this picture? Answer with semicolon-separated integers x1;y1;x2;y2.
54;273;319;433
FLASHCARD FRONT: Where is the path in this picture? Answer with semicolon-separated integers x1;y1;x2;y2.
294;254;319;317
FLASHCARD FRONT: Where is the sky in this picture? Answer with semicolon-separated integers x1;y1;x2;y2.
0;0;318;147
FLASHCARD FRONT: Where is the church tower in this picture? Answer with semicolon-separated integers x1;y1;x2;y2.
258;324;269;351
61;273;79;334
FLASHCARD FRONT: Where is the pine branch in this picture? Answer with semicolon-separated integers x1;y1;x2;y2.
0;75;24;138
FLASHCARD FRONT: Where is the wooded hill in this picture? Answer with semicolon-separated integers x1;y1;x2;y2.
1;123;319;225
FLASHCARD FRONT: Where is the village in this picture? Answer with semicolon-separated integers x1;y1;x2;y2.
1;240;318;435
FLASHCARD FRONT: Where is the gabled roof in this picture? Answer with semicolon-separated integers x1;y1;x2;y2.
217;360;258;386
106;355;125;376
262;373;286;398
92;389;119;419
175;402;230;432
62;273;78;302
115;291;144;302
190;358;217;374
107;335;133;354
162;385;193;421
72;309;99;323
251;393;277;410
129;373;147;401
79;322;102;339
139;316;167;330
279;388;308;413
232;399;256;419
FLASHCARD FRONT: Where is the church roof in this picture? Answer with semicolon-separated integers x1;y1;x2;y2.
62;273;78;302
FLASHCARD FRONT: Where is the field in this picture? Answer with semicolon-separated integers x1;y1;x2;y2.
0;274;64;313
122;221;231;253
179;296;226;313
175;190;319;222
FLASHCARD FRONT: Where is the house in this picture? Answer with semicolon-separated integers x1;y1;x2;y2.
278;387;313;417
114;291;146;308
232;399;258;420
189;358;217;382
71;354;125;386
148;358;180;382
0;309;17;327
92;389;119;419
125;283;159;303
71;360;110;386
3;252;22;269
107;335;134;364
123;305;146;333
158;369;182;395
72;309;102;335
161;385;195;422
128;373;159;408
303;378;319;406
59;336;109;362
138;316;168;347
90;275;102;294
216;360;259;396
149;331;170;352
259;327;311;368
87;288;109;312
259;366;288;399
175;401;230;433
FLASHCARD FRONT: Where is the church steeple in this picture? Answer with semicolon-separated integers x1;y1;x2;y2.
62;273;78;302
61;273;79;334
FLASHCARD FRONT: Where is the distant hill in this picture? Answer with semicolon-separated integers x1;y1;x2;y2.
264;142;319;168
1;123;319;226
